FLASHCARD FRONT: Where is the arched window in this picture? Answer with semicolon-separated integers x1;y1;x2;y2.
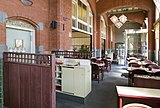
72;0;93;34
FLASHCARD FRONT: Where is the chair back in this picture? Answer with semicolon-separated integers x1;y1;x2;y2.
101;58;108;67
128;62;141;67
91;58;97;63
145;63;160;69
91;63;99;74
132;69;148;75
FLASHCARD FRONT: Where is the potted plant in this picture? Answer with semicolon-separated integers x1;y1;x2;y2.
79;44;89;52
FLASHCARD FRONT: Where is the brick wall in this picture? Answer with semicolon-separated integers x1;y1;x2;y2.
0;0;72;51
0;0;50;50
49;0;72;51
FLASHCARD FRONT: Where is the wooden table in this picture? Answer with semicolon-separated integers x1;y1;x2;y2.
133;75;160;89
116;86;160;108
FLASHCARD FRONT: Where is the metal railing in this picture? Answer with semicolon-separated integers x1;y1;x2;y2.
52;50;92;59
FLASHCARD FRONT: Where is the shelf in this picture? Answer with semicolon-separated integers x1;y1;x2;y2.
56;77;62;80
56;90;62;93
55;64;62;91
55;71;62;73
56;86;62;91
56;65;62;71
56;84;62;86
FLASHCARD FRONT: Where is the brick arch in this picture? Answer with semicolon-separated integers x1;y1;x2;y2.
127;20;142;26
87;0;96;14
97;0;154;15
7;16;38;28
108;11;146;27
6;16;41;52
6;16;41;45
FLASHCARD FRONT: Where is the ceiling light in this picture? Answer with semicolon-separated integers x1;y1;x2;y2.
119;14;127;24
115;21;123;28
110;14;127;28
110;15;118;24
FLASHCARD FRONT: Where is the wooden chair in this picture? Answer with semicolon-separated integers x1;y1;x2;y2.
128;62;141;67
123;103;151;108
129;69;148;86
101;58;109;72
127;57;137;62
91;58;97;63
145;63;160;69
106;57;112;70
91;63;103;83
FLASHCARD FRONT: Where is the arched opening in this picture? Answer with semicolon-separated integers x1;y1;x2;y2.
6;19;36;53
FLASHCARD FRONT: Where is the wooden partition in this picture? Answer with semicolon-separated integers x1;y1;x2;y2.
3;52;56;108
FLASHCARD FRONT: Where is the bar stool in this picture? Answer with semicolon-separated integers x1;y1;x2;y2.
123;103;152;108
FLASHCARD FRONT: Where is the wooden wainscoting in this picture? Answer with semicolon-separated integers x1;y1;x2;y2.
3;52;56;108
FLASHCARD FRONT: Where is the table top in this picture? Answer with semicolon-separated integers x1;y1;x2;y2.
116;86;160;99
91;62;105;67
128;60;154;66
127;67;160;73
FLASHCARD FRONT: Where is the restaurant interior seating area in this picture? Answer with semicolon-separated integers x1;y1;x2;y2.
1;0;160;108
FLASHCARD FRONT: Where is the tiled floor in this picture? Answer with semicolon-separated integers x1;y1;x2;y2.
56;64;129;108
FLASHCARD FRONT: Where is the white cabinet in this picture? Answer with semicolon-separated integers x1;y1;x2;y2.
61;65;91;98
62;66;74;94
74;66;91;97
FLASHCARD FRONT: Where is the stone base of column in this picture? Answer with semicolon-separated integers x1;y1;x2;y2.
0;44;5;108
0;44;7;58
96;48;101;57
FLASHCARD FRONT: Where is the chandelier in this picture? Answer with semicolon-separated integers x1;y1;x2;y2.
110;14;127;28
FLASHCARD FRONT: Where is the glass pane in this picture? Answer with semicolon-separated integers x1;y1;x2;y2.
78;0;82;19
72;19;76;27
72;3;76;17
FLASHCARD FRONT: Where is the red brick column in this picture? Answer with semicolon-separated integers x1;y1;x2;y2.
159;22;160;65
49;0;72;50
105;25;109;49
108;26;111;49
96;15;101;57
148;9;155;60
92;14;97;56
111;25;116;49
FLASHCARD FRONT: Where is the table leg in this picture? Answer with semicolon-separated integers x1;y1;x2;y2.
119;97;123;108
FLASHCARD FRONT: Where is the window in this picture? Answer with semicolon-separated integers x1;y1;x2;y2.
78;0;87;22
89;14;93;25
155;7;159;21
72;0;93;34
72;3;76;17
78;22;87;31
72;19;76;27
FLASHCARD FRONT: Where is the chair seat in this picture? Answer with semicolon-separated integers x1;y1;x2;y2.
123;103;152;108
